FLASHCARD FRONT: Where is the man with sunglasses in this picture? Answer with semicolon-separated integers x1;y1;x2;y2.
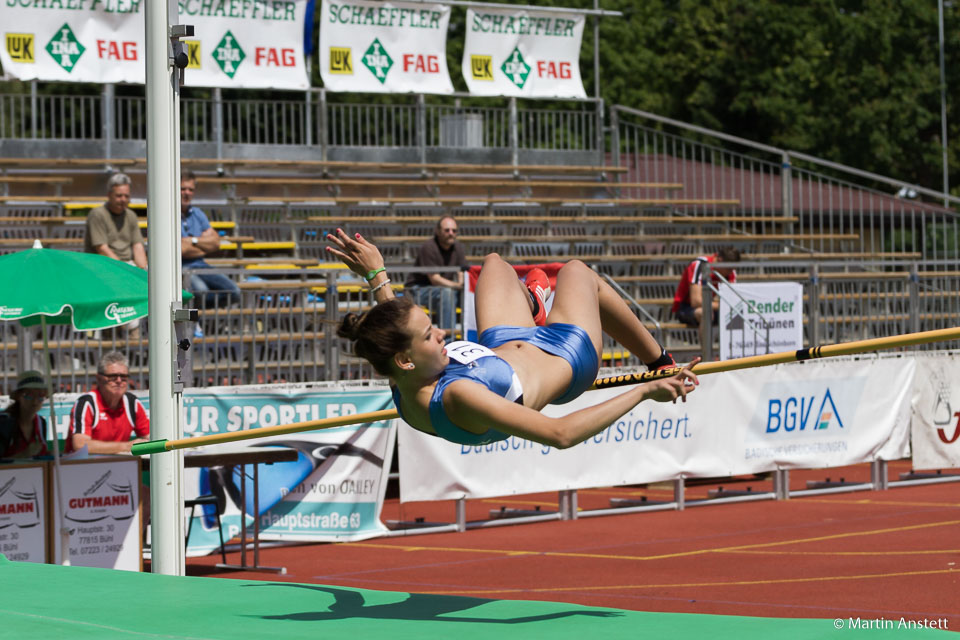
66;351;149;454
404;215;467;339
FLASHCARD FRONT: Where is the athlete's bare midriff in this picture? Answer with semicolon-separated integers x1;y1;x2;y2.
492;340;573;410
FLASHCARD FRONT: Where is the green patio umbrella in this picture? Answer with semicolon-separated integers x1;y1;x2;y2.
0;243;192;564
0;245;166;330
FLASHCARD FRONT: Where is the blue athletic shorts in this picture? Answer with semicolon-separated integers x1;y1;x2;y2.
478;323;600;405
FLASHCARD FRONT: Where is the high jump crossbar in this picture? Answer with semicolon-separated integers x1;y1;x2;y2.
131;326;960;456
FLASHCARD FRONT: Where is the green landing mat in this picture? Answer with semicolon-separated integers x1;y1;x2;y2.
0;556;948;639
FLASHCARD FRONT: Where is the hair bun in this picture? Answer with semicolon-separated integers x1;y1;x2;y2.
337;313;363;340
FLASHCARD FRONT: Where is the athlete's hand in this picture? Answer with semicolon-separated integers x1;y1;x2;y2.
325;229;383;278
644;357;700;404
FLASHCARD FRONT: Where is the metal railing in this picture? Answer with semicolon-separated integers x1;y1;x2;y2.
611;106;960;265
5;260;957;391
0;85;603;166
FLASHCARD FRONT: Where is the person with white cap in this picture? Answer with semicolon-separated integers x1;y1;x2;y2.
0;370;50;459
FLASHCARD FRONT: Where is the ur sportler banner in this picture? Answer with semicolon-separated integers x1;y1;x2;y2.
319;0;453;94
462;6;586;98
0;0;310;88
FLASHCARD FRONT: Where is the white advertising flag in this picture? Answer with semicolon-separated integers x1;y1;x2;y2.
911;355;960;469
0;1;310;89
462;7;586;98
319;0;453;94
719;282;804;360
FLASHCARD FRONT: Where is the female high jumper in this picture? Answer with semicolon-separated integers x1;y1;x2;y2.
326;229;699;449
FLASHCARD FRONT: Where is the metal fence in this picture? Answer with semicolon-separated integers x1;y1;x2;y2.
0;85;603;165
5;261;958;392
611;106;960;266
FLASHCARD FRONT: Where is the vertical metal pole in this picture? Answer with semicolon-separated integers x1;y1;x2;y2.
909;263;920;334
455;497;466;532
939;0;949;206
214;87;223;164
674;476;685;511
146;0;185;576
325;271;340;381
319;89;328;162
781;151;793;233
595;98;604;168
609;107;620;171
304;90;312;147
417;93;427;165
872;459;889;491
593;0;601;99
30;80;37;139
509;96;519;172
102;83;115;165
701;263;714;361
807;264;820;347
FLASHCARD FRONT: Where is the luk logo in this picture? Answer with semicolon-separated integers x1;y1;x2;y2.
471;54;493;80
766;388;843;433
185;40;201;69
329;47;352;74
362;38;392;83
6;33;34;63
46;23;85;73
213;31;245;78
501;47;530;88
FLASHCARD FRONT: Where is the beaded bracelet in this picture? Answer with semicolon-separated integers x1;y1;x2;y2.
369;278;391;296
365;267;386;281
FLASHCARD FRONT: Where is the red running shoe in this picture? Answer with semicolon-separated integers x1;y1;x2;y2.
524;268;551;326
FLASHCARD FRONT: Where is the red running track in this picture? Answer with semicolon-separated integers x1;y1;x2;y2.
181;462;960;629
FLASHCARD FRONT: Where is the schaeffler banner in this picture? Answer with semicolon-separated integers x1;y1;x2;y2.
911;354;960;469
0;0;310;89
462;7;586;98
319;0;453;94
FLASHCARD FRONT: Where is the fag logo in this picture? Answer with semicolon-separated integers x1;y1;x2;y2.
45;23;85;73
361;38;392;83
213;31;245;78
6;33;34;63
105;302;137;323
470;55;493;81
329;47;352;74
501;47;530;89
185;40;201;69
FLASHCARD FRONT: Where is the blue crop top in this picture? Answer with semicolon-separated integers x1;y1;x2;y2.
390;341;522;446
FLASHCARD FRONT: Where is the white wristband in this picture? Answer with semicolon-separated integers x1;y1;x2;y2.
369;278;391;296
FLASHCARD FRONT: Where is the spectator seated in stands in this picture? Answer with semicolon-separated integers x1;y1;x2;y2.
403;215;467;338
180;168;241;307
671;246;741;328
0;370;50;459
84;172;146;338
66;351;149;454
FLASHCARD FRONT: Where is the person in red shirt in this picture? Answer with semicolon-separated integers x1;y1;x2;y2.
0;370;50;459
672;247;741;328
67;351;149;454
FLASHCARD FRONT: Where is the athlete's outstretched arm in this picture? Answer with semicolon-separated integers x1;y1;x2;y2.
443;359;700;449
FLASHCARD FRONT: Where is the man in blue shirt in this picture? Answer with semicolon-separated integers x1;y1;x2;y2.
180;169;241;307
